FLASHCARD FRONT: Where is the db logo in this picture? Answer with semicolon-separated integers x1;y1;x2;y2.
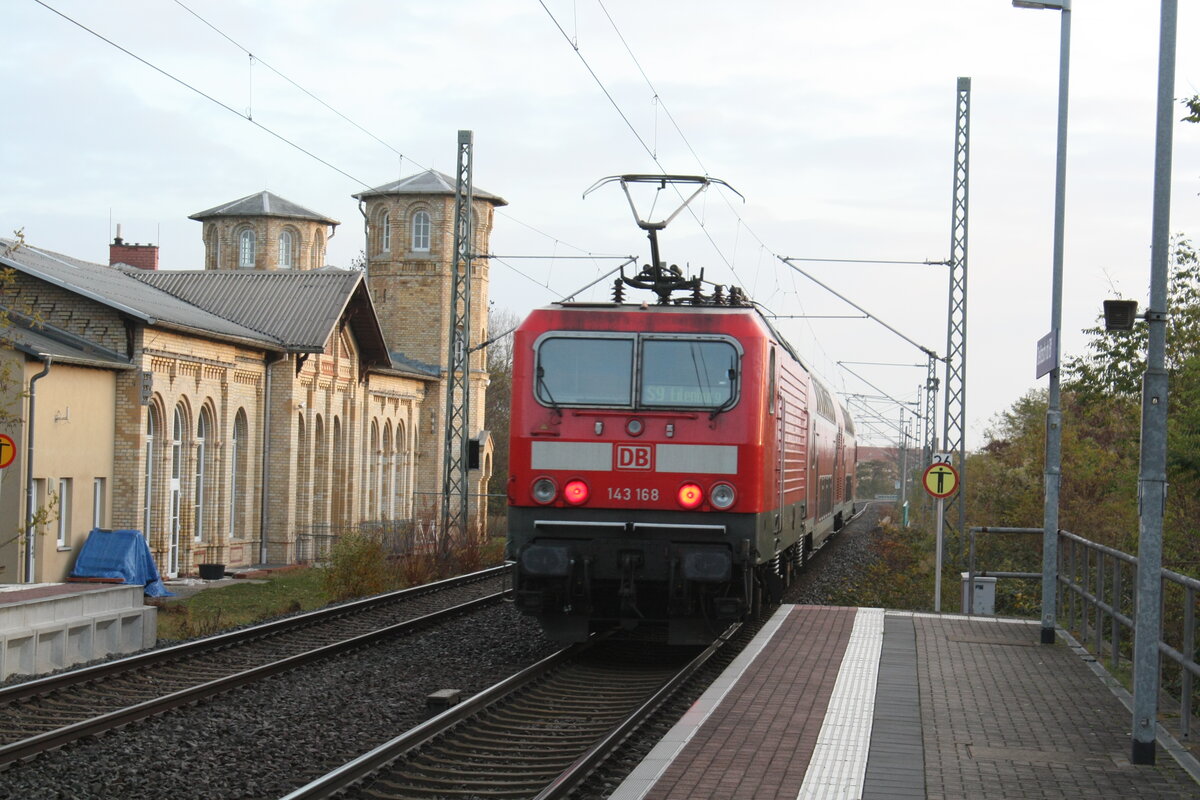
615;444;653;471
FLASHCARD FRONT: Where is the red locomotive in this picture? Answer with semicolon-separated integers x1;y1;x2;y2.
505;176;857;644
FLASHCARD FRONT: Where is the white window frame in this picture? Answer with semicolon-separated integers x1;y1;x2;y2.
93;477;106;530
230;411;245;539
238;228;256;268
144;410;156;539
380;211;391;252
412;210;431;252
194;412;208;543
279;229;294;269
57;477;72;548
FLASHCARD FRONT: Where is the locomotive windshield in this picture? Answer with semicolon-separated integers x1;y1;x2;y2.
536;336;634;405
534;333;739;410
640;339;737;408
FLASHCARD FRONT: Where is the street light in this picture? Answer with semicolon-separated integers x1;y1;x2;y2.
1012;0;1070;647
1129;0;1177;768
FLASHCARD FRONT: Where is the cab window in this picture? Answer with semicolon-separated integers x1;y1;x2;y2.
535;336;634;406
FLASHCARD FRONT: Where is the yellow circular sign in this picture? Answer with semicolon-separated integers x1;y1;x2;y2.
0;433;15;469
922;462;959;498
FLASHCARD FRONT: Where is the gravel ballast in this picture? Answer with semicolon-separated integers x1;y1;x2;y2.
1;504;886;800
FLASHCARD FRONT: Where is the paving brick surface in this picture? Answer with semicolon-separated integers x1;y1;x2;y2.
912;614;1198;799
614;608;1200;799
643;605;857;800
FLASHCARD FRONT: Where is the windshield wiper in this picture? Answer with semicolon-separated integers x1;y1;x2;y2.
709;366;737;420
536;366;563;418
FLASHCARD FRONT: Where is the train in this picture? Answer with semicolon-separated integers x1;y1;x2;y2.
505;176;858;645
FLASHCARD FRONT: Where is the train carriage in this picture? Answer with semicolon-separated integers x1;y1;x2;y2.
506;296;856;644
506;174;856;644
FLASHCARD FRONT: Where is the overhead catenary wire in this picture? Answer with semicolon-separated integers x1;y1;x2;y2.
172;1;620;272
35;0;616;286
32;0;375;189
172;0;414;165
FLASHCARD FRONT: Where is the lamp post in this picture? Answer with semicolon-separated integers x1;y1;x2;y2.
1013;0;1070;646
1130;0;1177;767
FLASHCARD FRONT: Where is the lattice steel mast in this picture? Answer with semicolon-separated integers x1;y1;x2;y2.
943;77;970;555
441;130;475;542
924;354;939;465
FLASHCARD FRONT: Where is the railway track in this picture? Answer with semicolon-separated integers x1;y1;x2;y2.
282;627;739;800
0;565;508;766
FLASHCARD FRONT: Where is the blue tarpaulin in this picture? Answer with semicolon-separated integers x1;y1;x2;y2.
70;529;173;597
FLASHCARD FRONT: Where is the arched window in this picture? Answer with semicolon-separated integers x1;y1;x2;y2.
195;409;211;543
206;226;219;270
296;413;310;534
169;406;184;576
333;417;345;525
311;230;324;269
314;415;327;527
382;423;393;519
380;211;391;252
143;407;159;540
368;421;379;517
279;229;294;269
230;410;247;539
238;228;256;268
395;421;408;519
412;210;431;252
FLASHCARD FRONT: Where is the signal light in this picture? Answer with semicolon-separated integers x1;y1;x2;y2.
563;479;590;505
677;483;703;509
531;477;557;505
710;482;736;509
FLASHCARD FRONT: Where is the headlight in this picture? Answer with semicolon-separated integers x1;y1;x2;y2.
531;477;557;504
710;482;736;509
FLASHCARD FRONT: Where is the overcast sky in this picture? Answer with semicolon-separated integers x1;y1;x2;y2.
5;1;1198;449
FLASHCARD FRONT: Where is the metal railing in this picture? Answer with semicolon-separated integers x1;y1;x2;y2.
967;526;1200;740
294;519;447;564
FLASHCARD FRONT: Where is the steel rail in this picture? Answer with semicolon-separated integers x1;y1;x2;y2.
0;578;507;765
0;564;507;704
284;623;741;799
278;644;584;799
534;622;741;799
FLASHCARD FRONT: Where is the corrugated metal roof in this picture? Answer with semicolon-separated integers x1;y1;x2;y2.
131;269;367;353
3;238;426;376
188;190;339;224
353;169;507;206
3;310;135;370
0;239;283;349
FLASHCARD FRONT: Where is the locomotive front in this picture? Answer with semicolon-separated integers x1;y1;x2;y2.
506;304;775;644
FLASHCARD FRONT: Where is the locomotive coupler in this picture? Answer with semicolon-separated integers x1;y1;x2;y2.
617;550;644;618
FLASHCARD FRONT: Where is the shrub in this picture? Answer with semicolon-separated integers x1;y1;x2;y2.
322;531;398;602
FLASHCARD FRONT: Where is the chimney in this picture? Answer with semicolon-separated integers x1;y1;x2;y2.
109;225;159;271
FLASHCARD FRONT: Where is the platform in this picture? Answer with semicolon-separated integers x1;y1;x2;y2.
0;582;157;680
612;605;1200;799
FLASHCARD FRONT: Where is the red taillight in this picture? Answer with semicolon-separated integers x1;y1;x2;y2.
677;483;703;510
563;479;590;505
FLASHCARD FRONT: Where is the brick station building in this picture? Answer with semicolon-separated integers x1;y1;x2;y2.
0;172;504;583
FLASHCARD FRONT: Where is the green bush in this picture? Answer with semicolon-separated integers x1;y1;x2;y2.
322;531;399;602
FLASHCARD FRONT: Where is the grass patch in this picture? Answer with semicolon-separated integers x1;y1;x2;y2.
151;568;327;641
149;535;511;642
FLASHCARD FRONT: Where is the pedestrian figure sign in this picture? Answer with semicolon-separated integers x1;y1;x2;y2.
922;461;959;498
924;459;960;613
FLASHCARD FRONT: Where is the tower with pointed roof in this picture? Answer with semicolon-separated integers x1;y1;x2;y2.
353;169;507;526
190;190;340;271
